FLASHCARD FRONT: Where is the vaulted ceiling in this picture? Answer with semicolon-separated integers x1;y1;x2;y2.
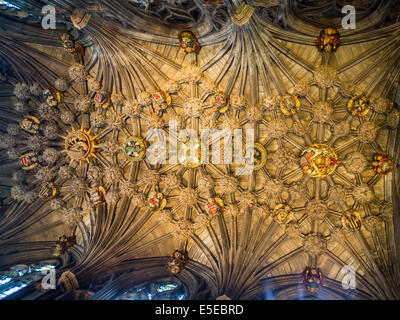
0;0;400;300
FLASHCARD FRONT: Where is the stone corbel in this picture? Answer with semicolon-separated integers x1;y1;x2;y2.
58;270;79;292
70;9;92;30
230;3;255;26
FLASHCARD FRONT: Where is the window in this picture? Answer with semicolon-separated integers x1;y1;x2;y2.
0;263;56;300
117;280;186;300
156;283;178;293
0;1;21;9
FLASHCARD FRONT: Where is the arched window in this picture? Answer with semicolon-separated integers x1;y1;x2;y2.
0;262;56;300
117;279;187;300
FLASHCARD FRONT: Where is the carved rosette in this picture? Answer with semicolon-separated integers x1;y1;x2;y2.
303;234;327;257
314;66;336;88
306;200;328;220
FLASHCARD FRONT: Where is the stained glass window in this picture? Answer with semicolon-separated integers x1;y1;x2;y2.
0;263;56;300
117;280;186;300
0;1;21;9
156;283;178;293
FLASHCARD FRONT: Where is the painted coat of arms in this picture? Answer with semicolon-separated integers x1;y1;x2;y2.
147;192;167;212
300;143;338;178
123;137;147;161
18;152;39;170
205;197;224;218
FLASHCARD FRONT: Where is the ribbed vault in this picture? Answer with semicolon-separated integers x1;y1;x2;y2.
0;0;399;300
